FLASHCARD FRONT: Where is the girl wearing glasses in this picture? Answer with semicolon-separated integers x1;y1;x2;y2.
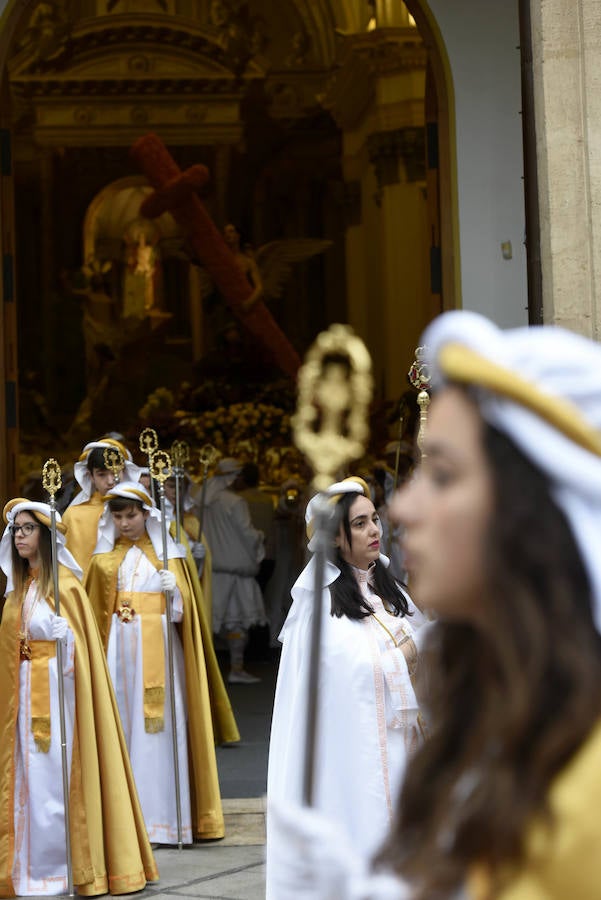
0;499;158;896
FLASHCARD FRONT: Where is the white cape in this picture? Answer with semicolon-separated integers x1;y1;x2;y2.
266;556;426;899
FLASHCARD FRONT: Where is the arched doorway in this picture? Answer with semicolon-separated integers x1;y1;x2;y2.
0;0;457;496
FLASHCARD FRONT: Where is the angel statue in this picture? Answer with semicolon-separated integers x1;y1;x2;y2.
194;223;332;313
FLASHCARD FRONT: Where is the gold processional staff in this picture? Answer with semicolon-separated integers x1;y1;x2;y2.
171;440;190;545
196;443;219;543
292;323;373;805
42;459;74;897
408;345;432;460
139;427;159;504
148;448;184;850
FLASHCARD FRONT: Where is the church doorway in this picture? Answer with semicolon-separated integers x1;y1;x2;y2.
0;0;456;496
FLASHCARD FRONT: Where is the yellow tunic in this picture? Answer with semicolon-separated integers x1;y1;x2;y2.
469;719;601;899
62;493;105;576
0;566;159;897
85;535;228;840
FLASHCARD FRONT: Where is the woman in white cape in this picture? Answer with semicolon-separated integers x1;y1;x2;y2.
266;476;426;899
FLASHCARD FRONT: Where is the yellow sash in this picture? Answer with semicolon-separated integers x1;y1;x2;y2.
22;640;56;753
115;590;167;733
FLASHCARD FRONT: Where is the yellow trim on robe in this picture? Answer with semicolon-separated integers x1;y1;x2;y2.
439;343;601;459
62;492;106;577
28;640;56;753
173;514;213;622
85;534;230;839
169;522;239;746
468;719;601;899
0;567;159;897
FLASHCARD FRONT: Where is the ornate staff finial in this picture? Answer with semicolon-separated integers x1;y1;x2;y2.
293;323;373;492
42;458;62;499
408;346;431;459
198;443;219;472
150;449;172;484
171;440;190;471
139;427;159;457
103;446;125;482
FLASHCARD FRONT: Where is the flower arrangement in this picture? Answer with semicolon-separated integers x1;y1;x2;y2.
175;401;292;460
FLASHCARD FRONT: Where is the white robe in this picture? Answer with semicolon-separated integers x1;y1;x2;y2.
202;486;265;633
13;586;75;897
106;546;192;844
266;557;426;899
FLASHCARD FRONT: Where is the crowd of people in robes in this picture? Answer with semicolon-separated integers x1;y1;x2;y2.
6;306;601;899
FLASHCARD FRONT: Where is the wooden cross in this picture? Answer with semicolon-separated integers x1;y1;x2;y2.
130;133;301;378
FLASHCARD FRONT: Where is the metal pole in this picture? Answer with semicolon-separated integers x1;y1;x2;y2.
42;460;74;896
196;445;218;550
292;324;373;806
301;495;334;805
518;0;544;325
152;451;184;850
174;467;182;545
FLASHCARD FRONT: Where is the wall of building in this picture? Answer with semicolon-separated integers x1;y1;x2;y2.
530;0;601;338
424;0;529;326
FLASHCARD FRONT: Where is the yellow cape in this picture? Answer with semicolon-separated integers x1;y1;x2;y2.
469;719;601;899
62;493;105;577
0;567;159;897
169;521;239;745
85;536;228;839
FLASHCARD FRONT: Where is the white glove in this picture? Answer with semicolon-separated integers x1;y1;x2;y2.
159;569;177;593
267;802;410;900
190;541;206;560
50;615;70;645
268;801;365;900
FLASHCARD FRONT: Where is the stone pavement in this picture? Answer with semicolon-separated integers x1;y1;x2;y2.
142;799;266;900
137;650;278;900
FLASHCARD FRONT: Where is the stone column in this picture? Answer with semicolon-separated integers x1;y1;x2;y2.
321;26;430;401
367;127;429;399
530;0;601;338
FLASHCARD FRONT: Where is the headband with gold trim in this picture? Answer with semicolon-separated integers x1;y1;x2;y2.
439;343;601;459
305;476;370;542
103;485;151;507
78;437;130;464
3;498;68;534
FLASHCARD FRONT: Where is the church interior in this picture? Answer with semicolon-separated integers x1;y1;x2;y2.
1;0;449;490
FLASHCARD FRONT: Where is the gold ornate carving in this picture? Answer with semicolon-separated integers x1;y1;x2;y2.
320;27;426;131
293;323;373;492
367;127;425;188
128;55;151;74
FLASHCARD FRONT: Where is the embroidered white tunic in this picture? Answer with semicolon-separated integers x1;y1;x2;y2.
106;546;192;844
266;557;426;899
13;584;75;897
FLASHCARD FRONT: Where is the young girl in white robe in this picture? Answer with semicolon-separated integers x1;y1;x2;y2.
266;476;426;899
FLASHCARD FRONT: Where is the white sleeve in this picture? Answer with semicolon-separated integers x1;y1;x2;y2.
267;801;412;900
233;497;265;564
170;585;183;622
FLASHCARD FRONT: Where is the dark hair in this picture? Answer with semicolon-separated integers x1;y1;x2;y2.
86;447;110;473
329;491;410;620
10;511;53;601
377;424;601;896
108;496;144;514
